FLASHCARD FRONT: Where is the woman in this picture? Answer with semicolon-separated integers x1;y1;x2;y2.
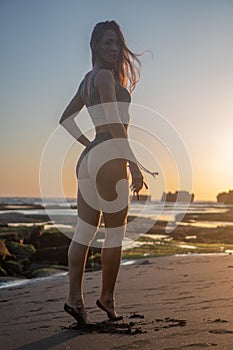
60;20;156;326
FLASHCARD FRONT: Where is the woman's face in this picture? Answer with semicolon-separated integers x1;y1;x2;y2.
95;29;121;67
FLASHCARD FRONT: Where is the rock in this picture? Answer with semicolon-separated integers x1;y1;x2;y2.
138;259;150;265
22;225;44;248
0;239;13;261
0;231;19;241
18;258;31;269
2;260;24;276
0;225;43;245
217;192;228;203
32;246;68;265
0;266;8;276
23;262;68;277
38;230;70;249
5;241;36;259
217;190;233;204
161;191;194;202
28;267;65;278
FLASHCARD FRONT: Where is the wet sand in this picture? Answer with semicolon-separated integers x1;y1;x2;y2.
1;254;233;350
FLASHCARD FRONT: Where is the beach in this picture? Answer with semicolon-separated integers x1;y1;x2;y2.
1;198;233;349
2;0;233;348
1;254;233;350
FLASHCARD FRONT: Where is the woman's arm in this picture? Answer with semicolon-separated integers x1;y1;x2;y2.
59;86;91;147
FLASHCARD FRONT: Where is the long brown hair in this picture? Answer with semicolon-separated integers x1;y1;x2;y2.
90;20;142;93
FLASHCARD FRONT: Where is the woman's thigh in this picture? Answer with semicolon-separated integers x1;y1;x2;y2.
96;159;129;228
77;186;101;227
76;147;102;226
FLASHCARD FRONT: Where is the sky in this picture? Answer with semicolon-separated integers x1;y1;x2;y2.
1;0;233;201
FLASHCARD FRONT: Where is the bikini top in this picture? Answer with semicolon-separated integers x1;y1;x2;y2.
78;69;131;128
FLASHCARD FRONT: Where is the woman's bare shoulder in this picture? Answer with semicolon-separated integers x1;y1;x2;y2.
94;68;116;88
82;70;92;81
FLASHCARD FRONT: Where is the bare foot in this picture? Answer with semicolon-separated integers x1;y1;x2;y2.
99;298;116;316
97;298;123;320
65;299;89;325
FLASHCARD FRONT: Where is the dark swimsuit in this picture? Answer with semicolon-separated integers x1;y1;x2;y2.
78;69;131;107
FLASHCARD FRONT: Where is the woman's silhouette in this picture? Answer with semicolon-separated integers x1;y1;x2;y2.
60;20;156;326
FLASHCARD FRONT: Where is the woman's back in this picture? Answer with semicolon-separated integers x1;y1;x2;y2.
79;69;131;128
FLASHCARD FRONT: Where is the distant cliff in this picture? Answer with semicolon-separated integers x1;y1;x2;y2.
161;191;194;203
217;190;233;204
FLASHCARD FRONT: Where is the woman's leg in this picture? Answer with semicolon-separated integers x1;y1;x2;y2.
67;189;101;307
96;159;129;316
99;209;128;316
67;241;90;306
99;246;123;316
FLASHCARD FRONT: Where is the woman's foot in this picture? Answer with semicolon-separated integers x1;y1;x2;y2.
64;300;90;327
96;298;123;321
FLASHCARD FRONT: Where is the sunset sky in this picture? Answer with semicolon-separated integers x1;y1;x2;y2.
1;0;233;201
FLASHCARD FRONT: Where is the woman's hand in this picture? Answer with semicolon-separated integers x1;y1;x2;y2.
130;175;143;193
129;162;144;197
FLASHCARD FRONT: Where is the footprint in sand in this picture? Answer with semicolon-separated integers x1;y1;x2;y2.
205;318;228;323
165;343;218;349
129;313;144;319
154;317;187;331
209;329;233;334
29;307;44;312
45;297;62;302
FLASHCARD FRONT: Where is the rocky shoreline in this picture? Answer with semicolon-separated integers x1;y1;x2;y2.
0;214;102;281
1;206;233;284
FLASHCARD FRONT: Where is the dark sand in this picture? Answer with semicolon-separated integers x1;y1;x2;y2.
1;254;233;350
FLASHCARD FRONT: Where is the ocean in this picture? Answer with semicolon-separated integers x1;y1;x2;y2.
0;196;232;228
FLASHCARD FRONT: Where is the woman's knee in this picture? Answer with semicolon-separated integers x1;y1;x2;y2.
103;224;126;248
72;217;100;246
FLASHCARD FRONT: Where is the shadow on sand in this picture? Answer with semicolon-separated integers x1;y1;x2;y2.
12;318;146;350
